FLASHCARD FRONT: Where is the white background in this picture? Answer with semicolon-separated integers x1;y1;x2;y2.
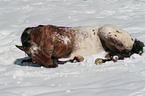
0;0;145;96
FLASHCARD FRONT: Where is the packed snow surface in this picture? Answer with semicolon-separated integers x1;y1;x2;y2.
0;0;145;96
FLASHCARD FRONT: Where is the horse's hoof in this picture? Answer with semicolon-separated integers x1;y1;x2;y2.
112;56;118;62
95;58;103;65
74;56;84;62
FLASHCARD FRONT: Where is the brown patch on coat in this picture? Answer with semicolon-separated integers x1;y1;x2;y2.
99;36;132;58
17;25;76;68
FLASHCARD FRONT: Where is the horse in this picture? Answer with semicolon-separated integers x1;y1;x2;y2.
16;24;144;68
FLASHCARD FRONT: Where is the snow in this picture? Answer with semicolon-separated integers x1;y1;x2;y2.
0;0;145;96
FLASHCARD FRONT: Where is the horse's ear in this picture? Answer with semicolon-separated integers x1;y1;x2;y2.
15;45;24;51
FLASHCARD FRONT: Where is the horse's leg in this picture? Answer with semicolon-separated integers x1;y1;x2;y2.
95;54;119;65
57;56;84;64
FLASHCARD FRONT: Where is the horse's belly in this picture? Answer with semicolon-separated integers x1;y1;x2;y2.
68;26;105;58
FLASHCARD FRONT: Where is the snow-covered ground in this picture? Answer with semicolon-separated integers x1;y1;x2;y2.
0;0;145;96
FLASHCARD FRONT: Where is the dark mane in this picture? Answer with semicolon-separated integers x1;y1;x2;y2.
131;39;144;55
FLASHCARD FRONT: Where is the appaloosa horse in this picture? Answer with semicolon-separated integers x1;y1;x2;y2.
16;24;144;68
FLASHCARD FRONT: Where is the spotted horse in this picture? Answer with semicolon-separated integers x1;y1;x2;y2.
16;24;144;68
